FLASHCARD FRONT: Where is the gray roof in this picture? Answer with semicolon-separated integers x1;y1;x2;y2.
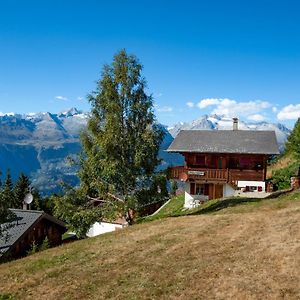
0;209;65;256
167;130;280;155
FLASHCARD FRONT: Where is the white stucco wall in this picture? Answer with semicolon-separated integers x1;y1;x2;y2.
237;181;265;191
223;183;235;197
87;222;125;237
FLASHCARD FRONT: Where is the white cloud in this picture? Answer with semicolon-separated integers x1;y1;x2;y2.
196;98;271;119
77;96;84;101
247;114;265;122
197;98;222;109
272;106;278;113
55;95;68;101
157;106;173;112
186;101;194;108
277;104;300;120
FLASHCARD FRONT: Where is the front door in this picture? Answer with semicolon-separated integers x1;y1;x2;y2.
215;184;223;199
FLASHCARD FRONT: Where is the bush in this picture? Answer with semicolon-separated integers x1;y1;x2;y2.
271;163;298;190
39;237;50;251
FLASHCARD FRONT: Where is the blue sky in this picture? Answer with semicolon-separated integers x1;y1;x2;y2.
1;0;300;127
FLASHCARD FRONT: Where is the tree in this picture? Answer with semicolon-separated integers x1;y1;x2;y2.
31;188;44;211
13;173;30;209
53;189;104;239
170;179;178;196
54;50;164;235
286;118;300;161
1;170;14;208
79;49;164;217
0;170;16;239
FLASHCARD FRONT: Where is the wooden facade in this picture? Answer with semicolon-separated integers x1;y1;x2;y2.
0;210;66;262
170;153;268;200
11;219;65;259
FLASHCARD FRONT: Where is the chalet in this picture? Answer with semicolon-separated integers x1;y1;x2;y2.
167;119;280;208
0;209;66;262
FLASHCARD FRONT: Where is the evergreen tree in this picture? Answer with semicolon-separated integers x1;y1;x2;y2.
1;169;14;208
13;173;30;209
79;49;164;219
31;188;43;211
0;169;16;238
286;118;300;161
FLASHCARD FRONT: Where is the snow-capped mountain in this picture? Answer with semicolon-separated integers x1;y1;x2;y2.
0;108;181;194
168;114;290;150
0;110;290;194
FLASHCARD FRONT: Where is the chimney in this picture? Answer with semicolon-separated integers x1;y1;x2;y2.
233;117;238;131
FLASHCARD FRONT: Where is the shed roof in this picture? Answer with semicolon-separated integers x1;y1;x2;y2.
167;130;280;155
0;209;65;256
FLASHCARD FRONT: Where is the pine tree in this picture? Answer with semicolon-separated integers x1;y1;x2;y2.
0;169;16;238
13;173;30;209
1;169;14;208
31;188;43;211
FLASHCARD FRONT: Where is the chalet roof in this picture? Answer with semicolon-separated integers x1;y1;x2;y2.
167;130;280;155
0;209;66;257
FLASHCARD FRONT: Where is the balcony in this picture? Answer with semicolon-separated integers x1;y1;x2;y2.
170;166;228;182
170;166;263;186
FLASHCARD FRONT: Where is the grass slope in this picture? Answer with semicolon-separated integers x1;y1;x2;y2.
1;192;300;299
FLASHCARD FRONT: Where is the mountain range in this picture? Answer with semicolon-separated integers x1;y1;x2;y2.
0;108;290;194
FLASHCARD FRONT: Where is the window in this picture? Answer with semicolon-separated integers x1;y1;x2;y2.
195;183;205;195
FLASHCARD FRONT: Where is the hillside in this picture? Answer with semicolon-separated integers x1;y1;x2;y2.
1;192;300;299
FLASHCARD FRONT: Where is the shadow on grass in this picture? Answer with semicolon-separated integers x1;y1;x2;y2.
184;197;265;216
174;188;295;217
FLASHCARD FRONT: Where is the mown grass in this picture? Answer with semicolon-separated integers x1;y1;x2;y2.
142;190;299;221
141;194;184;222
1;191;300;299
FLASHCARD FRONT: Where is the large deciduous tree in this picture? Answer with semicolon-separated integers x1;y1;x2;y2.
54;50;164;235
79;49;164;209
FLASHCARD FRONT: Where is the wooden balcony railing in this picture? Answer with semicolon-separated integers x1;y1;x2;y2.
170;166;263;187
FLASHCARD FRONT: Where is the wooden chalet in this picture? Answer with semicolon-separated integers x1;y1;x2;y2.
0;209;66;262
167;119;280;208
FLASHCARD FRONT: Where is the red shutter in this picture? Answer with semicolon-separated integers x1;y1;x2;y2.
190;182;195;195
204;184;209;195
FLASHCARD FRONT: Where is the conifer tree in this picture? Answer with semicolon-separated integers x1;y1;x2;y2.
1;169;14;208
0;169;16;238
286;118;300;161
31;188;43;211
13;173;30;209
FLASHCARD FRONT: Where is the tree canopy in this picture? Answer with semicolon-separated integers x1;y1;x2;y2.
79;49;164;198
0;170;16;238
286;118;300;162
54;49;165;235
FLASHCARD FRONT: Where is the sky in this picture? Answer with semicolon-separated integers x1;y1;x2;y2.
1;0;300;127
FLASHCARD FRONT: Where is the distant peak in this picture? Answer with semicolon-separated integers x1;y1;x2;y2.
59;107;81;117
208;114;223;120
